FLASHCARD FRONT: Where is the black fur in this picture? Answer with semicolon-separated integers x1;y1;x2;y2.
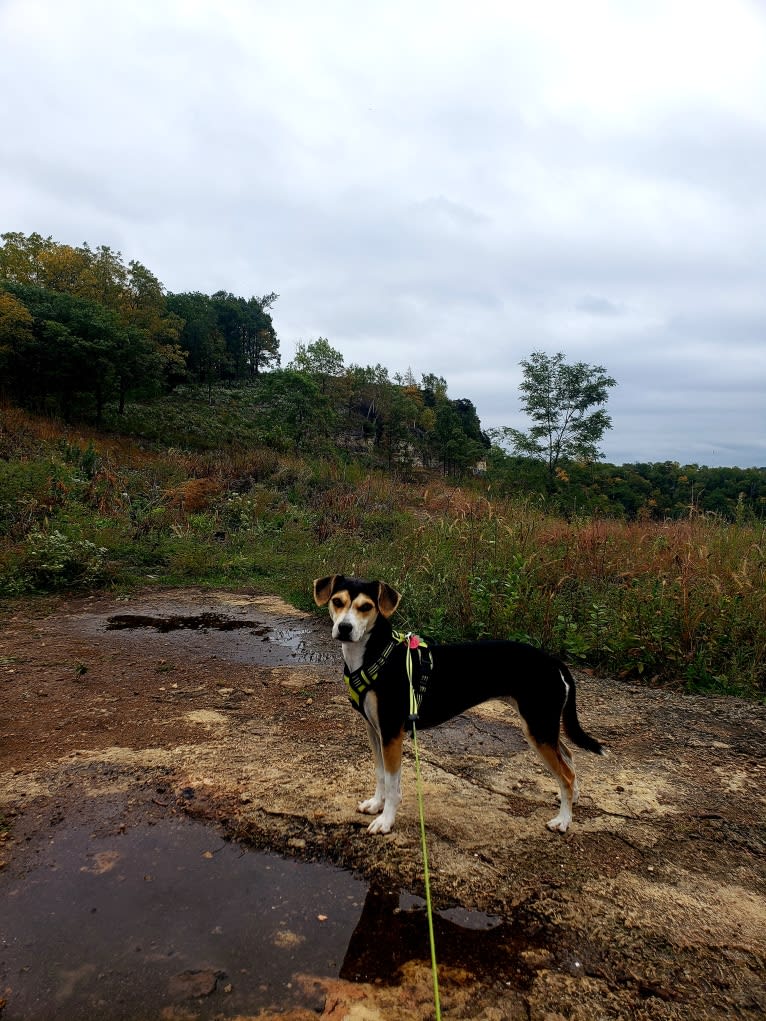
364;609;604;755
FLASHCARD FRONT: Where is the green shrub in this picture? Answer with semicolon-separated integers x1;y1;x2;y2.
0;460;69;537
22;529;108;590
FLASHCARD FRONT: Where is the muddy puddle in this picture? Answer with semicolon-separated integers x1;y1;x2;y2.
0;813;537;1020
102;611;331;667
73;595;338;668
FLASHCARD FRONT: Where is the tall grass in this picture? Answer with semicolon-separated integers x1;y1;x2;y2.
309;486;765;695
1;405;764;697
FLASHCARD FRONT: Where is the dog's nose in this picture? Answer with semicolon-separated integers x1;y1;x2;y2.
336;622;353;640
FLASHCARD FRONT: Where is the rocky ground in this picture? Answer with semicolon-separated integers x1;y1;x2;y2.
1;587;764;1020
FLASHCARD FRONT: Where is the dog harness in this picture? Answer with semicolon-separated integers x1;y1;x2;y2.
344;631;433;726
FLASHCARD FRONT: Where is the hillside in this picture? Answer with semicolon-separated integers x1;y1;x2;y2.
2;231;765;523
1;403;764;697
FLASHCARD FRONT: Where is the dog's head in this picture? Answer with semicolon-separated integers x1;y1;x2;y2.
313;575;401;643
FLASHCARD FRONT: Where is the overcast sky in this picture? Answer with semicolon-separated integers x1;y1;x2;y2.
2;0;765;467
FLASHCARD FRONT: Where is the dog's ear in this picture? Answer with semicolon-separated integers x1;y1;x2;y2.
377;582;401;618
313;575;338;607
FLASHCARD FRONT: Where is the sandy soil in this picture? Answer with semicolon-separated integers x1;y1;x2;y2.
1;587;765;1020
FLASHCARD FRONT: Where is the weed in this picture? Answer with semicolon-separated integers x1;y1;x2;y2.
1;405;764;698
22;529;108;590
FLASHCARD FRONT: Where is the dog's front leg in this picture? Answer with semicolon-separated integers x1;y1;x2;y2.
367;731;403;835
359;692;402;834
358;719;386;816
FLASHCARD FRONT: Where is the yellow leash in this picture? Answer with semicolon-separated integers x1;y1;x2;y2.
407;636;442;1021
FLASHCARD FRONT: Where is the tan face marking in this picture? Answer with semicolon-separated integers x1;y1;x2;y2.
328;591;381;643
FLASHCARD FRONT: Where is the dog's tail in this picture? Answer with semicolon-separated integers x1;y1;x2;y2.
559;663;606;756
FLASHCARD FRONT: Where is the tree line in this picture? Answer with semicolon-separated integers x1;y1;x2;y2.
281;337;489;473
487;451;765;520
0;232;279;419
0;231;489;474
1;231;763;519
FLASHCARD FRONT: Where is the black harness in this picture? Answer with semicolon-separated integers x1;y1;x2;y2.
344;631;434;731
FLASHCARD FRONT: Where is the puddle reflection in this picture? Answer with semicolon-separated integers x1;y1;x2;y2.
1;816;532;1019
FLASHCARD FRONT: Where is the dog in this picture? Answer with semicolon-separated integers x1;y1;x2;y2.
314;574;605;835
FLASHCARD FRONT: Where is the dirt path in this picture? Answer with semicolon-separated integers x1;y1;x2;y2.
1;588;765;1020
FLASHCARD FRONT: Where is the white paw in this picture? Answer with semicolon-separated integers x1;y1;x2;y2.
546;813;571;833
367;813;394;835
358;797;384;815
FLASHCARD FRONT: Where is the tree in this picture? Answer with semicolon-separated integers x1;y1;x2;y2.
1;282;130;420
341;363;390;435
0;290;33;349
252;369;330;452
210;291;279;380
420;372;448;406
78;243;129;307
290;337;344;393
1;233;187;403
432;399;486;475
0;231;55;285
376;384;420;469
167;291;228;397
0;290;34;402
496;351;616;486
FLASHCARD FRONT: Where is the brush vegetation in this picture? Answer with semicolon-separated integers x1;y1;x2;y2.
1;402;764;700
2;230;764;698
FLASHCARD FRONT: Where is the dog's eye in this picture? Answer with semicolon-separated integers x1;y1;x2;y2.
357;602;374;614
331;597;346;609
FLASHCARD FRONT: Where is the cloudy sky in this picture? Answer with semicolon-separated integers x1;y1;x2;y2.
2;0;765;467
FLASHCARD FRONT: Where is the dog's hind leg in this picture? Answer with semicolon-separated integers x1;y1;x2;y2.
517;713;577;831
533;739;577;832
559;739;580;804
358;719;386;817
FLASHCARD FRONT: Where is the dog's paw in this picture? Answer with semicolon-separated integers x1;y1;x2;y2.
367;813;394;835
546;813;571;833
358;797;384;815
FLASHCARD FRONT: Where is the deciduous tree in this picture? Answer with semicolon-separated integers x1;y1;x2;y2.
290;337;344;392
495;351;616;486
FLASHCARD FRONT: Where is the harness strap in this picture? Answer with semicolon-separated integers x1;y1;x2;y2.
344;636;399;711
344;666;372;710
405;633;433;732
343;631;433;717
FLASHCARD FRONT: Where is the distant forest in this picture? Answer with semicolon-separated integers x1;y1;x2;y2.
1;231;764;521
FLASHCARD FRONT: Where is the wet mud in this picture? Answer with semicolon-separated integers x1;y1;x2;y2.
1;587;765;1020
3;810;358;1019
2;800;540;1020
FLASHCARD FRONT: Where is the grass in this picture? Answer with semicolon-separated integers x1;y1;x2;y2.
1;403;764;698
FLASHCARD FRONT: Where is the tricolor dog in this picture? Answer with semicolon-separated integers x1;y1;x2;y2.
314;574;605;835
